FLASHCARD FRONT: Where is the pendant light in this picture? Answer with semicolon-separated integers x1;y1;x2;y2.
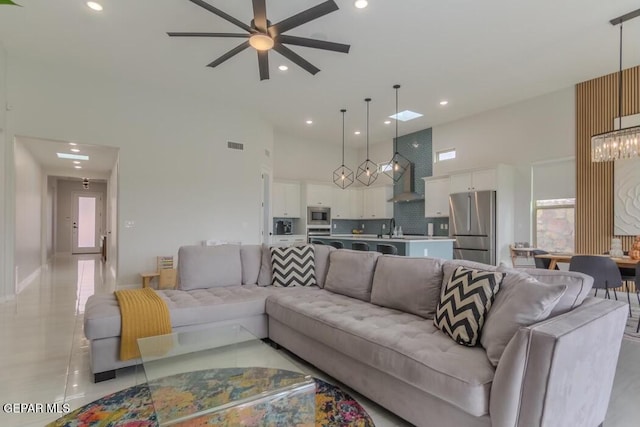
333;109;354;189
384;84;411;181
591;9;640;162
356;98;378;186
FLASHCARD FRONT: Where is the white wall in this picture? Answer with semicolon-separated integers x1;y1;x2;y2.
432;87;576;242
3;55;274;287
43;176;55;263
14;140;44;290
55;179;107;254
274;131;358;183
0;43;9;301
107;159;118;282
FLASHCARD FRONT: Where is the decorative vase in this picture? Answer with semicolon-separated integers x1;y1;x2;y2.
609;238;624;258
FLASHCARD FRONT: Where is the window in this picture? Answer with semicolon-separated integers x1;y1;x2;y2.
377;162;392;173
436;148;456;162
534;198;575;253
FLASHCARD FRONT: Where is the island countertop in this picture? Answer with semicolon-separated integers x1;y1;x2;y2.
326;235;455;243
312;235;454;258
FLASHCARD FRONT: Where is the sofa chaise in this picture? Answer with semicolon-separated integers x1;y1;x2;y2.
84;244;627;427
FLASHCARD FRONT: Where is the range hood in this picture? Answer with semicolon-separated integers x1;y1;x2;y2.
387;163;425;203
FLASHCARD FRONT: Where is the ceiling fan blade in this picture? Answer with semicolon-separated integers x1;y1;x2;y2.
273;44;320;75
257;50;269;81
269;0;339;36
207;41;250;68
168;32;249;38
252;0;268;32
277;35;350;53
188;0;252;33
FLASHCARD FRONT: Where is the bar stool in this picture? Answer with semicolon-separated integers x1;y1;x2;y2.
311;240;325;245
376;244;398;255
352;242;370;251
329;241;344;249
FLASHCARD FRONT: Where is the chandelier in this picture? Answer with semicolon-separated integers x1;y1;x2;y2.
591;9;640;162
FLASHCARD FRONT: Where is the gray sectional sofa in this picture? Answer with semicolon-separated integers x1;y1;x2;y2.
84;244;628;427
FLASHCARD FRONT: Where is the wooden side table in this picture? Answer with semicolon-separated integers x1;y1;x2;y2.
140;272;160;288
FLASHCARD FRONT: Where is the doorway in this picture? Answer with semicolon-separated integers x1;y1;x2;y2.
71;192;103;254
260;168;272;244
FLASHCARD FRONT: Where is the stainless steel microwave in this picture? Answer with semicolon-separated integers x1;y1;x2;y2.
307;206;331;226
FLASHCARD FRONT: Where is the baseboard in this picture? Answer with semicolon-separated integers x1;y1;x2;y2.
16;266;42;294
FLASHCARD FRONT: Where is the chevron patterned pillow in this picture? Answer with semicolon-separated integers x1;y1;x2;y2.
434;266;505;346
269;245;317;287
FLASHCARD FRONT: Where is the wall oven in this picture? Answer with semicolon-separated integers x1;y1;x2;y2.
307;206;331;226
307;226;331;243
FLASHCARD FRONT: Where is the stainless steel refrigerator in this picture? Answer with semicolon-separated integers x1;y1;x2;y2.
449;190;496;265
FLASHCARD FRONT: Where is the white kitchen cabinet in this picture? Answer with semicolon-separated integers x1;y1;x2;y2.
362;185;393;219
332;187;351;219
423;177;450;217
449;169;497;193
272;182;301;218
350;188;364;219
306;184;333;207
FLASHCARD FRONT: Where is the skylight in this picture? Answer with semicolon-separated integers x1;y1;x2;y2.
57;153;89;161
389;110;423;122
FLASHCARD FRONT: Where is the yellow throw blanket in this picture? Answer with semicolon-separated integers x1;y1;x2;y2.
115;287;172;361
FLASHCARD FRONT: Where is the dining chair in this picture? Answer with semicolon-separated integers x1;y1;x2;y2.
376;244;398;255
531;249;559;270
352;242;370;252
604;251;634;316
329;241;344;249
569;256;622;301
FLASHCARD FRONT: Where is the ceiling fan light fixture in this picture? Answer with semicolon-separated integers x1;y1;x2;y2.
86;1;103;12
354;0;368;9
249;33;274;51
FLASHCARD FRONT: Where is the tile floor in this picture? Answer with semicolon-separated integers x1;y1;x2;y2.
1;254;639;427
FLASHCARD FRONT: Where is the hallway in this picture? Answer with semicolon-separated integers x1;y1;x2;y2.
0;254;136;427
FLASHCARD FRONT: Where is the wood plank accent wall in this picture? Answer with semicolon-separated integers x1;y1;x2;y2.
576;66;640;254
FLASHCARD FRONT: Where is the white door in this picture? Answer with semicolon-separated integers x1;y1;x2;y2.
260;170;272;244
72;192;102;254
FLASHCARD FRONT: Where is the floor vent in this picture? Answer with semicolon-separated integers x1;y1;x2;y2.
227;141;244;151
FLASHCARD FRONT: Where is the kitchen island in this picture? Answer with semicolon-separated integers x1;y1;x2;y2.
312;235;454;258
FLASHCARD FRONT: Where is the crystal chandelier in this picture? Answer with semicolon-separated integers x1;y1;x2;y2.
591;9;640;162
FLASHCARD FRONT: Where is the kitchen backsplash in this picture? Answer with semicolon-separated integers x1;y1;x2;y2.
332;218;449;236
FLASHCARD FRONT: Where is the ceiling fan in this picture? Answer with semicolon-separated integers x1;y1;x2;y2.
169;0;351;81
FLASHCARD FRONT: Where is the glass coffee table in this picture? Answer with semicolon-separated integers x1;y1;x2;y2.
137;324;315;426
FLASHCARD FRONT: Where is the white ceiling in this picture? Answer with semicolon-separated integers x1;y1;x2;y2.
1;0;640;149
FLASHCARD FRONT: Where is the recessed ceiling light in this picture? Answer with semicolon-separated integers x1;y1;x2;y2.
306;120;313;125
389;110;423;122
439;100;449;106
70;148;80;153
74;166;82;169
384;120;391;125
86;1;103;12
73;161;81;165
354;0;368;9
354;131;361;135
57;153;89;161
69;142;78;146
278;65;289;71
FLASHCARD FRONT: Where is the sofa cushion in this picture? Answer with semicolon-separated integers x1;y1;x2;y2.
177;245;242;290
370;256;445;318
442;259;497;289
257;244;272;287
270;245;317;287
266;289;495;417
513;267;593;316
240;245;262;285
84;285;293;340
324;249;380;302
313;244;335;289
434;266;504;346
481;269;567;366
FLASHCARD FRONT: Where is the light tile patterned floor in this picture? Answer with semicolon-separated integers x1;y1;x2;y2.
1;254;639;427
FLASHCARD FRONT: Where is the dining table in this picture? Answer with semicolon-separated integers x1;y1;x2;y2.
534;253;640;271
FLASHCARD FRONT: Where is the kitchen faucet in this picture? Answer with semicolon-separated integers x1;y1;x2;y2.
389;218;395;237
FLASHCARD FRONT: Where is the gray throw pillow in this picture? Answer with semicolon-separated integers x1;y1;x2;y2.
434;266;505;346
177;245;242;290
313;244;335;288
481;268;567;366
371;256;445;318
257;244;272;287
324;249;381;301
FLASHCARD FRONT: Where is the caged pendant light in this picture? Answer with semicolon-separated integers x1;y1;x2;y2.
356;98;379;186
591;9;640;162
333;109;355;189
384;84;411;181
